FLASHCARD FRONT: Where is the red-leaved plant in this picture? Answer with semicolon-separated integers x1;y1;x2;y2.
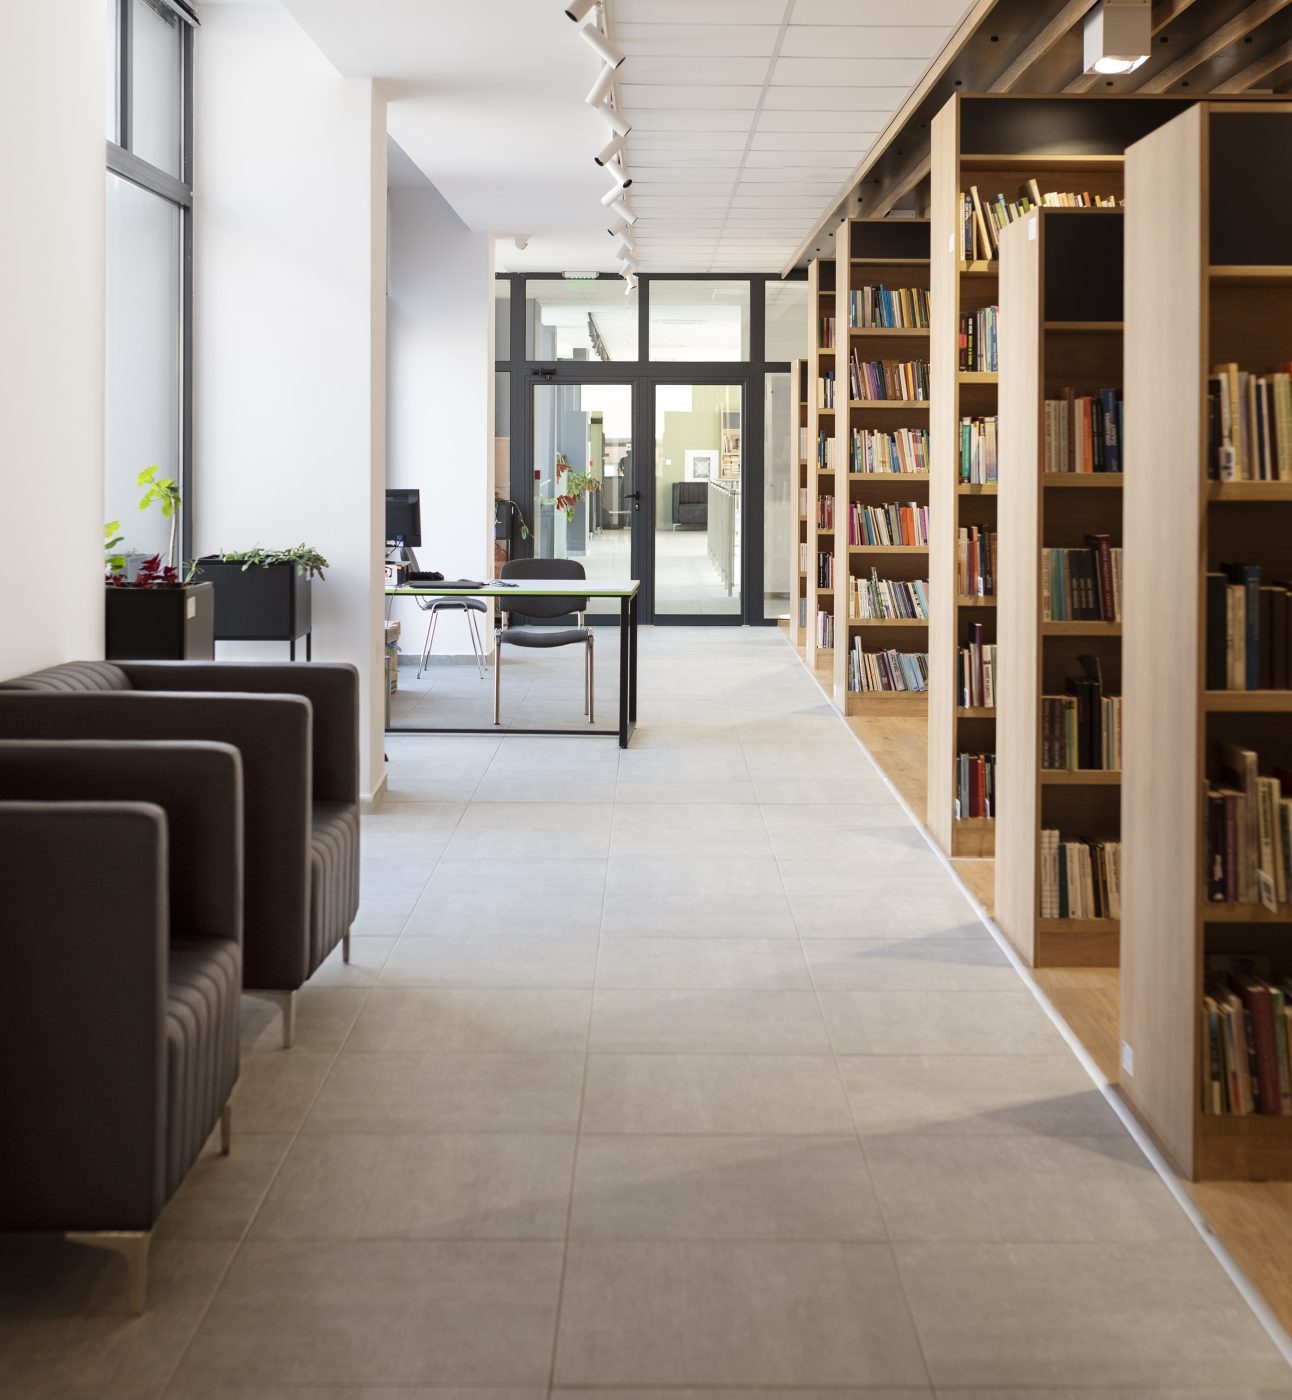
106;554;183;589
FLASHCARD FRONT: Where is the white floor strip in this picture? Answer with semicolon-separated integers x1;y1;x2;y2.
787;630;1292;1371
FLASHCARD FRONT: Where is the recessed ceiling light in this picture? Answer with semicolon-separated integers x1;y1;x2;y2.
1083;0;1150;76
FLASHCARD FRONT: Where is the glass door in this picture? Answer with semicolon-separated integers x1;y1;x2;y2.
531;381;633;615
652;382;743;619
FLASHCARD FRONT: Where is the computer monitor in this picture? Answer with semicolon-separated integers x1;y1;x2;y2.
385;488;422;548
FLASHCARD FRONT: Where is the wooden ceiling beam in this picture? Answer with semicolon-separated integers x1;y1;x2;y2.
992;0;1099;90
1136;0;1292;91
1210;34;1292;89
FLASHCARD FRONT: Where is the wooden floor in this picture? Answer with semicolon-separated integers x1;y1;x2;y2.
786;623;1292;1344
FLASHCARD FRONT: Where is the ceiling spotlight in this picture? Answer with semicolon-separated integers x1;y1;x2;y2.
1083;0;1150;75
595;133;626;166
603;162;632;191
600;178;633;205
619;257;639;276
606;216;633;237
580;27;624;69
585;63;616;107
595;105;631;138
613;237;635;260
564;0;599;22
606;199;637;225
623;274;638;296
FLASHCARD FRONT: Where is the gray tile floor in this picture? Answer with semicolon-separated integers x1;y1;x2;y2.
3;626;1292;1398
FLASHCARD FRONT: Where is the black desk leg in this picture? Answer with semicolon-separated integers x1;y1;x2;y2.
306;631;312;661
629;591;638;723
619;596;630;748
290;638;296;661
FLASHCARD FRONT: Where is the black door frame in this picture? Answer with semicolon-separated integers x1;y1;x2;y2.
501;271;802;627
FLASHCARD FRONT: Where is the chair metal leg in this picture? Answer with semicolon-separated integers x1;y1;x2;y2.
466;609;486;679
493;634;503;725
417;610;439;680
248;989;298;1049
342;929;352;964
587;634;595;724
66;1230;151;1315
220;1102;233;1155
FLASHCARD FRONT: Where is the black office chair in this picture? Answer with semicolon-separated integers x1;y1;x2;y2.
415;597;486;680
495;559;594;725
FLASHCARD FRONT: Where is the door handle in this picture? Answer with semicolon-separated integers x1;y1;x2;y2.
624;491;641;510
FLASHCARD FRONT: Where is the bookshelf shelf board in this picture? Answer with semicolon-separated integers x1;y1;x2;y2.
849;326;930;337
848;399;931;410
1207;481;1292;502
1041;473;1124;488
958;706;996;718
1040;621;1122;636
847;544;929;555
848;471;931;482
958;260;998;276
958;371;999;385
1196;1114;1292;1183
1037;917;1120;934
848;617;929;628
1203;690;1292;712
961;152;1123;171
851;256;930;267
844;690;929;716
956;595;997;607
1043;320;1124;331
956;483;998;495
1040;769;1122;786
955;816;995;829
1209;265;1292;284
1202;903;1292;924
816;587;834;596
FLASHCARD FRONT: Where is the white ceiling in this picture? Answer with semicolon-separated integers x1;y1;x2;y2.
281;0;972;274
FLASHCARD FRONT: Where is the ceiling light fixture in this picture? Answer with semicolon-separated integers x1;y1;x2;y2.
619;257;639;276
605;198;637;226
1082;0;1150;75
600;178;632;205
613;237;635;260
585;63;616;107
605;216;631;237
602;161;632;191
623;275;637;297
595;133;626;166
563;0;599;22
595;104;631;138
580;27;624;69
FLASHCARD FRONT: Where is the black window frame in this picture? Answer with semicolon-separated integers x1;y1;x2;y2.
105;0;197;559
497;270;808;626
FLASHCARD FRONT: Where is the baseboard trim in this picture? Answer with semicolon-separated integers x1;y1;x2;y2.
362;771;388;814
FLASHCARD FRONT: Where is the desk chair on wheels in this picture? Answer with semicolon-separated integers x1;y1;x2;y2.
416;596;486;680
494;559;594;725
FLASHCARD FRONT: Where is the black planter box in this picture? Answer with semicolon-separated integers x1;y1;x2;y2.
105;582;215;661
193;559;312;643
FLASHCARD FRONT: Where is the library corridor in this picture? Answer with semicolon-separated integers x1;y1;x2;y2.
6;626;1287;1396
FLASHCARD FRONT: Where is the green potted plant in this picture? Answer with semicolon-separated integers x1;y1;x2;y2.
192;544;328;660
104;467;214;660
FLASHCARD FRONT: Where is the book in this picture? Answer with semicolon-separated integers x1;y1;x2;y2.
849;284;930;330
1041;545;1123;622
958;415;998;484
848;353;930;402
849;501;929;548
956;524;997;598
848;570;930;622
1203;959;1292;1116
958;622;996;709
1040;830;1121;919
956;751;995;819
1206;742;1292;911
847;645;929;694
1208;363;1292;481
1043;387;1123;473
958;305;999;373
851;427;929;475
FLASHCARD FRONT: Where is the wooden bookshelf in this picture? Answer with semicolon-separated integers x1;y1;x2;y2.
787;358;809;649
926;95;1201;863
1121;103;1292;1181
830;218;931;718
997;207;1124;971
806;255;836;672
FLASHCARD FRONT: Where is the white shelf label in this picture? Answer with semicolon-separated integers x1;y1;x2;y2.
1121;1041;1134;1076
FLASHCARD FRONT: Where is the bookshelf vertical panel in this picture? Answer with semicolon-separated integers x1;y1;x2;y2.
806;256;834;672
997;213;1043;967
1121;106;1207;1179
833;220;851;708
927;99;961;854
788;357;808;649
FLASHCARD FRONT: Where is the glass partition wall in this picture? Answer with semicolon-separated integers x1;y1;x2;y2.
497;272;806;626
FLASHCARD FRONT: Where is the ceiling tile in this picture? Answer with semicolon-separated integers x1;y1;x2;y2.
629;130;751;149
617;84;762;110
751;128;871;149
780;24;950;59
625;56;773;84
740;153;856;173
626;109;754;131
761;85;911;110
772;56;930;86
756;110;883;133
632;166;742;181
617;23;780;57
789;0;971;20
615;0;790;20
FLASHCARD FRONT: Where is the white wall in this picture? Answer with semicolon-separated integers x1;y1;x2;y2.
0;2;105;677
193;0;387;800
387;147;495;655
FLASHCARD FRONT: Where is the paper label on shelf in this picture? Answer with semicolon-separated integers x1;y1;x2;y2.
1121;1041;1134;1076
186;596;196;619
1028;217;1037;241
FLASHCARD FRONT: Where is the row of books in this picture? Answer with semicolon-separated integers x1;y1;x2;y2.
1041;832;1122;921
848;645;929;694
956;751;995;820
958;181;1118;262
848;571;929;622
1203;962;1292;1116
1205;565;1292;691
1044;387;1123;474
850;354;930;403
957;525;996;599
1205;742;1292;909
818;316;837;349
958;305;998;374
798;486;808;517
959;622;996;709
798;542;809;576
1208;362;1292;482
818;372;836;410
1042;656;1122;771
816;494;833;530
817;429;837;471
817;551;834;589
852;427;929;475
850;285;930;330
849;501;929;548
816;609;834;650
959;415;998;484
1041;538;1122;623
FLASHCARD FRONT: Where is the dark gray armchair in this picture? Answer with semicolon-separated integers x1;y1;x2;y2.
0;660;361;1047
495;558;594;725
0;739;243;1312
